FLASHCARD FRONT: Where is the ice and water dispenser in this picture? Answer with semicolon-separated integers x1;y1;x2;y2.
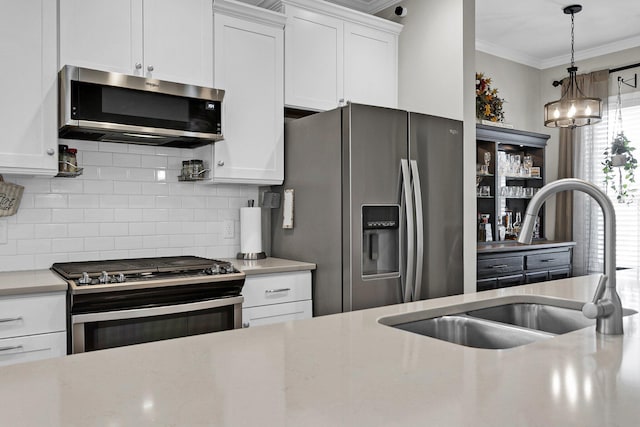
361;205;400;278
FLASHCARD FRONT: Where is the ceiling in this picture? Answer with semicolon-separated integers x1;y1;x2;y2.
237;0;640;70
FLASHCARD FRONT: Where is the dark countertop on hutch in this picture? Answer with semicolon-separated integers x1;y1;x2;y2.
477;240;576;254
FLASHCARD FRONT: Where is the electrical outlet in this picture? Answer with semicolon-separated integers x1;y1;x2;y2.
223;220;235;239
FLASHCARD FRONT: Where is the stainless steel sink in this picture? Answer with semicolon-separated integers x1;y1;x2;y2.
466;303;594;334
393;315;553;349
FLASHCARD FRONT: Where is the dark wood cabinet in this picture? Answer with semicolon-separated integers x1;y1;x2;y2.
477;242;575;291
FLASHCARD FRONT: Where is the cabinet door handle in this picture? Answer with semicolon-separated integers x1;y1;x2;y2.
490;264;509;269
265;288;291;294
147;65;154;72
135;63;142;70
217;160;225;166
242;322;250;328
0;345;23;353
0;316;22;323
540;259;554;263
46;148;55;156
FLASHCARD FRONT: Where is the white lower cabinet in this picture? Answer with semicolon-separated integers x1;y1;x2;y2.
0;292;66;367
242;270;312;327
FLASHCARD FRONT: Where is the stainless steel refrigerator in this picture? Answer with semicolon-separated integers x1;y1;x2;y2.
271;103;463;316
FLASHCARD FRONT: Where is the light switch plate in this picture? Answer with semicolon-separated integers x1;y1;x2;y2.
0;219;7;245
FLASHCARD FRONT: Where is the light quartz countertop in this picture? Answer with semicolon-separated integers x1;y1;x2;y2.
0;269;68;296
477;239;576;253
225;256;316;275
1;271;640;426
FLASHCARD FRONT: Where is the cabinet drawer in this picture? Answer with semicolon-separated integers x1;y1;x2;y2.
525;270;549;284
0;331;66;367
243;300;312;328
497;273;525;288
526;251;570;270
477;278;497;292
477;256;523;278
242;271;311;308
0;293;66;340
548;267;571;280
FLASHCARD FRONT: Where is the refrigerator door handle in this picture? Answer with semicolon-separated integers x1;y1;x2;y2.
410;160;424;302
400;159;415;303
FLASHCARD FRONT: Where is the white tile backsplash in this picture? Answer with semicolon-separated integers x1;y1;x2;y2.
0;140;258;271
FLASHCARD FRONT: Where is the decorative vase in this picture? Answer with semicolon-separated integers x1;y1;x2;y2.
611;154;627;167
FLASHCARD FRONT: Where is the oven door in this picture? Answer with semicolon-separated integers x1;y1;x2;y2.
71;296;242;354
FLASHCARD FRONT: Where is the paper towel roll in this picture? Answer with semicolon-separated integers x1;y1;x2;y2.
240;207;262;254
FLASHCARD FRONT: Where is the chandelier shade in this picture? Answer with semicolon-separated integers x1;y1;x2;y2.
543;5;602;129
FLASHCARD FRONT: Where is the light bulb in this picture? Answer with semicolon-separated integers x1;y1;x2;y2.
585;105;592;115
553;108;560;119
568;104;576;118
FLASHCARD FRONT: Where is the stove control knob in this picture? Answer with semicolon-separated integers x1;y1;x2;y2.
204;268;214;275
114;273;126;283
77;272;92;286
99;271;110;284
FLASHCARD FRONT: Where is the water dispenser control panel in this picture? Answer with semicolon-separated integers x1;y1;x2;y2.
361;205;400;279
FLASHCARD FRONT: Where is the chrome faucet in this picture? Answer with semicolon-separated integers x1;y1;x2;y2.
517;178;623;335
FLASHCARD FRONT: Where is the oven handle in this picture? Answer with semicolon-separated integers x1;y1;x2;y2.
71;296;244;324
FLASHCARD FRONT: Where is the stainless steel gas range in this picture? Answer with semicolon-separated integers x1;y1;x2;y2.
51;256;245;354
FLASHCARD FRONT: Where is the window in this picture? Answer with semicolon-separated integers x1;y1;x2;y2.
579;91;640;271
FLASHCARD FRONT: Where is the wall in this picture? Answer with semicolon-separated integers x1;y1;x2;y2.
476;51;544;133
0;140;257;272
379;0;477;292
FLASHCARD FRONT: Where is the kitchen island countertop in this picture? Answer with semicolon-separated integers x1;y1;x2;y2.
225;256;316;275
1;271;639;426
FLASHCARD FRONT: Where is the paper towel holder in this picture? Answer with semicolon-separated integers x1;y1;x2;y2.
237;199;267;260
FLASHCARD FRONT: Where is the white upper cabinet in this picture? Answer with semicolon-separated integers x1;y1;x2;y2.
197;0;285;185
0;0;58;176
59;0;213;87
279;0;402;111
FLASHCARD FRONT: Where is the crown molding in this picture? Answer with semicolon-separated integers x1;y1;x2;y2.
475;39;542;69
539;35;640;69
214;0;287;27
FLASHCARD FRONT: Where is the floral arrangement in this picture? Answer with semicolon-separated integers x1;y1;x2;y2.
476;72;505;122
603;132;637;204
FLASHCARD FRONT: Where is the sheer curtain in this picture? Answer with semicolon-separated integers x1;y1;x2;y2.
554;70;609;275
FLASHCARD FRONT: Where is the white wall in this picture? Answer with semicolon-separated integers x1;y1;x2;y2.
476;51;544;133
0;140;256;271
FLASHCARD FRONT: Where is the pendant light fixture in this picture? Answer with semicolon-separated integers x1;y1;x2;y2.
544;4;602;128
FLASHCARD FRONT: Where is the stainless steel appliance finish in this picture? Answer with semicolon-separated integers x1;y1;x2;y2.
271;103;463;315
52;256;244;354
58;65;225;147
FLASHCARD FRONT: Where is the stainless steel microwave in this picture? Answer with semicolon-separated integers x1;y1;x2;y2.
58;65;224;148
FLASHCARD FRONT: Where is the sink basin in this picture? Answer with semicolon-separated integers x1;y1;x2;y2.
466;303;594;334
393;315;553;349
378;295;638;349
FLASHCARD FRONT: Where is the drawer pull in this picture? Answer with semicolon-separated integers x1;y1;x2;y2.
540;259;554;263
0;317;22;323
0;345;23;353
490;264;509;269
265;288;291;294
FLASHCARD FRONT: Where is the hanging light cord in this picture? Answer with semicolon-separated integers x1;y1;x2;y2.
570;11;575;68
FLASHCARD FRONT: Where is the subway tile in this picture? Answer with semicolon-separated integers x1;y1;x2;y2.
218;209;239;221
182;222;207;234
114;236;143;250
68;194;100;209
155;222;182;235
84;237;115;251
16;209;52;224
169;209;194;222
155;147;182;157
16;194;35;209
68;251;100;262
229;197;251;209
75;140;99;152
127;167;157;182
168;234;194;248
128;195;155;209
84;208;115;223
126;144;155;155
84;180;114;194
52;238;84;253
99;222;129;236
194;209;218;221
182;196;206;209
194;183;217;196
0;241;17;256
114;181;142;195
128;248;157;258
99;250;130;259
155;196;181;209
51;179;83;194
100;195;129;209
98;142;129;153
98;166;129;181
20;179;51;194
128;222;156;236
142;182;170;195
67;223;100;238
170;183;196;196
114;208;143;222
7;224;35;240
18;239;52;255
155;169;169;182
36;253;69;266
34;194;68;209
142;209;168;222
35;224;68;239
83;151;113;166
206;197;229;209
52;208;84;223
0;255;35;270
79;165;99;179
143;235;169;248
156;247;182;257
194;233;217;247
141;155;168;169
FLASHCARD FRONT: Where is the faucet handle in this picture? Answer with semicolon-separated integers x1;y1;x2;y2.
583;274;613;319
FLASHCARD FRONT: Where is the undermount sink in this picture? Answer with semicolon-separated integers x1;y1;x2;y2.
393;315;553;349
378;296;638;350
